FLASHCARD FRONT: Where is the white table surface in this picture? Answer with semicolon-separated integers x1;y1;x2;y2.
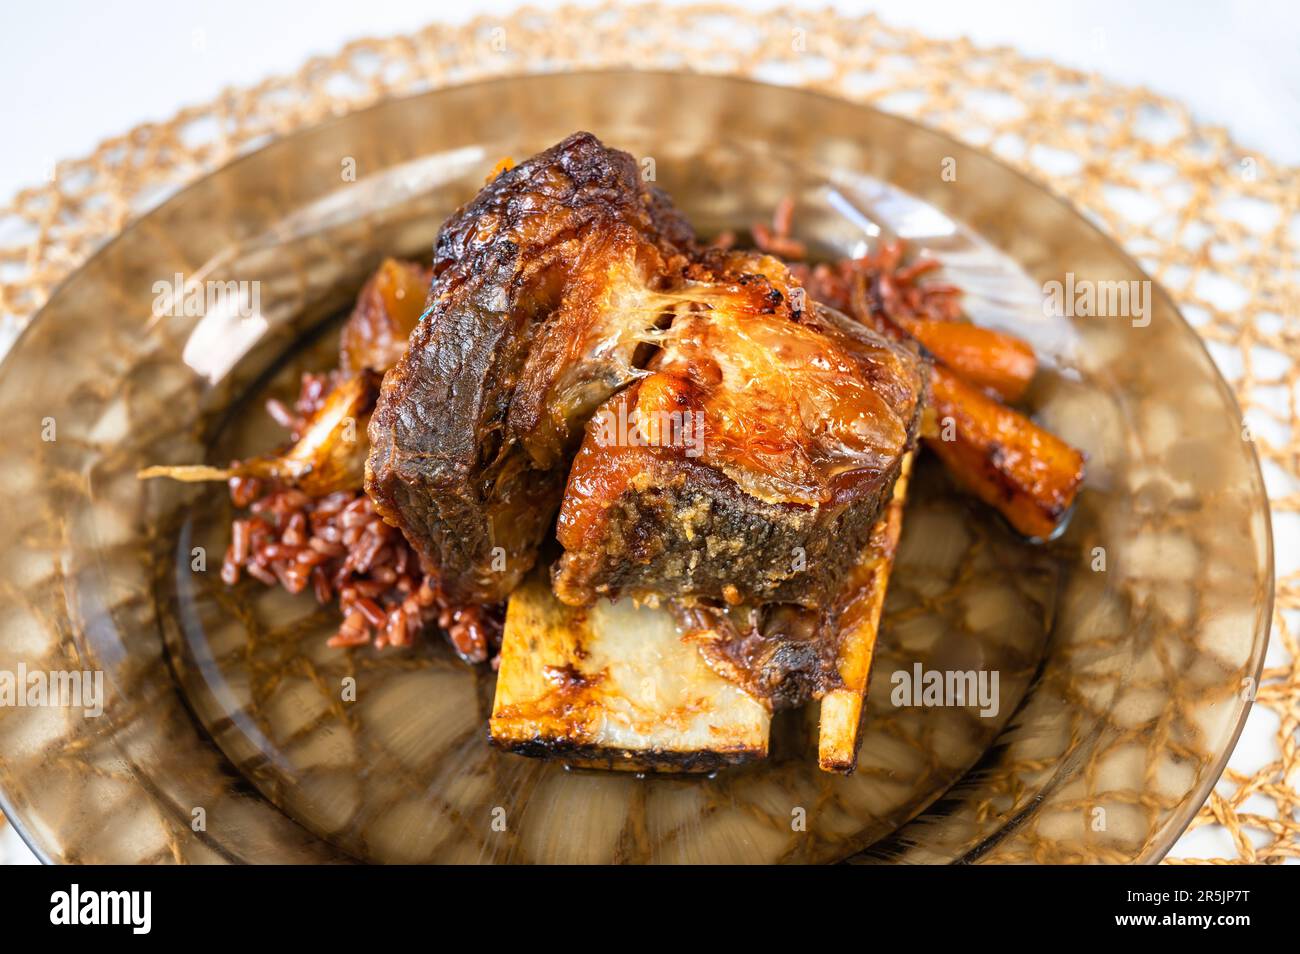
1;0;1295;865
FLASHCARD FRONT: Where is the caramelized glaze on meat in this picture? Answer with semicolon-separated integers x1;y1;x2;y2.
366;132;695;603
551;252;926;609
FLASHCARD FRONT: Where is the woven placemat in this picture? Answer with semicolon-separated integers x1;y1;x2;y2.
0;2;1295;865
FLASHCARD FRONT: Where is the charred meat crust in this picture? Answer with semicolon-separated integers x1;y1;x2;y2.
366;132;694;604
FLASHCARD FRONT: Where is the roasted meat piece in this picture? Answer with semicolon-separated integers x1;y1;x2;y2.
369;134;922;617
551;252;927;610
366;132;695;604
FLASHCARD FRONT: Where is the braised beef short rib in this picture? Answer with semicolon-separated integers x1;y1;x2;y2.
553;251;924;609
367;133;925;611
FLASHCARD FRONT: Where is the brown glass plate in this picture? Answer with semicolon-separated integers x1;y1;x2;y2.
0;72;1271;864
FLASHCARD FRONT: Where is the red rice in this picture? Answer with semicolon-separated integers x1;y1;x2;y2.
218;373;501;663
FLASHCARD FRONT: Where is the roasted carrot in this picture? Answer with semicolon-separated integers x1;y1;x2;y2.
924;365;1084;540
893;316;1037;403
844;265;1037;402
829;250;1084;539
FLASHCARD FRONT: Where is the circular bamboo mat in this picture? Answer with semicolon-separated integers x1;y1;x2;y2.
0;3;1295;864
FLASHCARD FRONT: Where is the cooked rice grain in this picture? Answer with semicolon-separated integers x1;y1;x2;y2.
221;442;499;662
